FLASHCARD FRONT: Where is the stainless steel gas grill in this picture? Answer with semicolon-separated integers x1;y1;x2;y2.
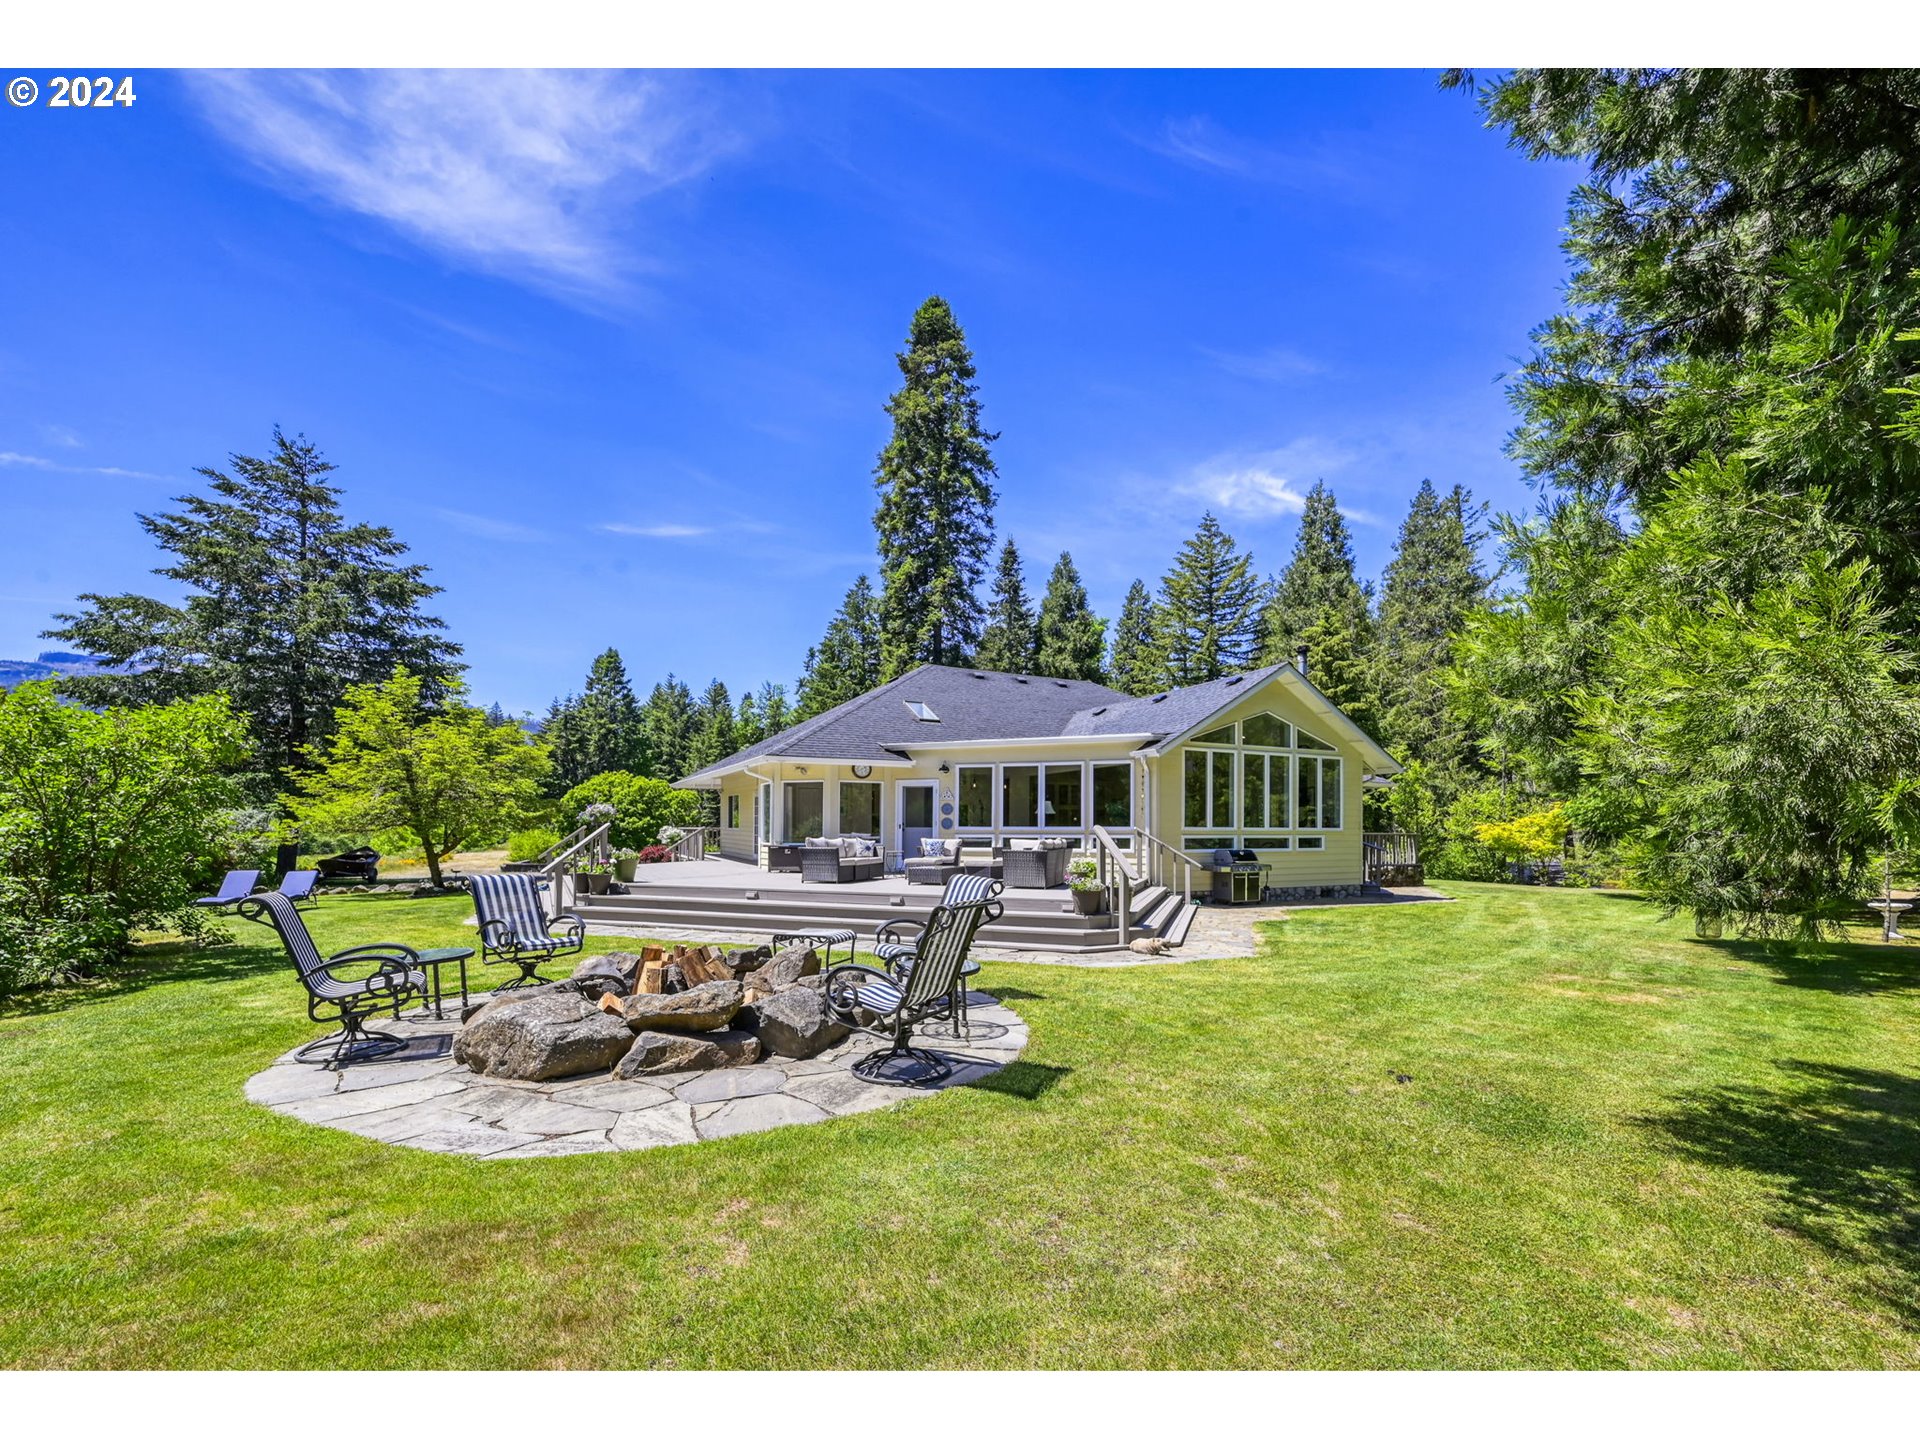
1208;848;1271;905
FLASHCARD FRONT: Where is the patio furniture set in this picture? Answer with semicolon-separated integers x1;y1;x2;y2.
775;834;1077;889
241;863;1008;1085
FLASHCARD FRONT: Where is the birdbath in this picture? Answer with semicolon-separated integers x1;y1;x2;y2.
1867;899;1911;943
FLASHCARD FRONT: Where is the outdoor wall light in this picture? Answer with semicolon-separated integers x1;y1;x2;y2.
937;762;950;773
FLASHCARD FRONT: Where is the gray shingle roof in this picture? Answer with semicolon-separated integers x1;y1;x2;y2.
1059;664;1288;738
678;660;1394;784
679;666;1132;783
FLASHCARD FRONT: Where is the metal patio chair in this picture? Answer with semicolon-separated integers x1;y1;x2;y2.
824;891;1002;1085
238;890;426;1068
468;871;585;990
872;872;1003;1037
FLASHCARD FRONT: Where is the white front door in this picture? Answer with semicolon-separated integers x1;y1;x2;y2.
897;781;936;870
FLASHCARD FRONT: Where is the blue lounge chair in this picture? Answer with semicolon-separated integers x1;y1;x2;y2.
193;870;260;909
277;869;321;910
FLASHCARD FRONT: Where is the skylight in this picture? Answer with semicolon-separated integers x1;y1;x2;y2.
904;700;939;722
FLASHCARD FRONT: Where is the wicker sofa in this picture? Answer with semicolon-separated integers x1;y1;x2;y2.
800;836;886;884
999;837;1074;889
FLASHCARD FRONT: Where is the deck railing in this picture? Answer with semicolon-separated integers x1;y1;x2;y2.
536;822;612;919
667;827;715;862
1362;830;1420;884
1090;825;1136;949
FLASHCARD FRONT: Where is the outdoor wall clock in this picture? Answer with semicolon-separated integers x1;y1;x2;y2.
850;764;872;778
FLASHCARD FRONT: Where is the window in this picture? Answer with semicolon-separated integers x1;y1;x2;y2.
957;765;993;828
1193;723;1235;746
1091;762;1131;827
904;700;939;721
1295;756;1342;829
1003;765;1040;827
1297;835;1325;850
726;793;740;829
1043;764;1082;828
1244;835;1292;849
1241;711;1292;748
1242;752;1289;830
839;781;880;837
1183;747;1234;830
1296;725;1335;752
784;781;823;841
1184;836;1236;852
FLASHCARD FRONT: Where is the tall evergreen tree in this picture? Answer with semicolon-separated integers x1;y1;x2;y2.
47;427;462;806
754;681;790;741
735;690;764;749
872;296;1000;676
1152;513;1266;686
541;694;590;795
484;701;510;728
973;540;1037;674
639;675;696;783
685;678;737;826
795;576;883;719
1372;481;1487;772
1107;579;1160;696
574;647;646;777
1261;482;1376;724
1034;551;1106;681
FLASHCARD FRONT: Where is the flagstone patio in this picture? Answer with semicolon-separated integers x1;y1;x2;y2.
245;990;1029;1158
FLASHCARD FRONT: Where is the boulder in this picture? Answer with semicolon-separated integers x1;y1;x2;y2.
744;983;849;1060
570;954;638;998
716;945;773;978
453;989;636;1081
615;1026;761;1078
744;945;820;998
619;979;742;1033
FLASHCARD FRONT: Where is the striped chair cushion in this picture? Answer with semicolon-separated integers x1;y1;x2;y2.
942;872;1000;908
849;978;904;1011
874;941;918;965
470;872;555;947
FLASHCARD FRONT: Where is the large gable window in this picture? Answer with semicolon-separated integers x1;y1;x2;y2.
1183;707;1342;844
1241;711;1292;748
1183;749;1234;830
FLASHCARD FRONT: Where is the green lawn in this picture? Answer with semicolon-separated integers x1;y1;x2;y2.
2;884;1916;1368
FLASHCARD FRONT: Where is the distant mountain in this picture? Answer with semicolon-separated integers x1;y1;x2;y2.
0;652;122;690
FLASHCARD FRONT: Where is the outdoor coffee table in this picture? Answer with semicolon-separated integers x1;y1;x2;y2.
411;946;476;1020
771;927;857;966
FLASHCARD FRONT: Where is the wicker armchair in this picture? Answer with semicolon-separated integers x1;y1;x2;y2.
1001;839;1073;889
799;838;885;883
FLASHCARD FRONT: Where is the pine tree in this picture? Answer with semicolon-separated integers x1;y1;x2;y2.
735;690;764;749
1261;481;1376;722
1107;579;1160;695
872;296;1000;676
574;647;646;776
1372;480;1487;772
639;675;696;783
795;576;883;719
973;540;1037;674
541;694;588;795
1034;551;1106;681
47;427;462;805
1152;513;1266;686
484;701;510;727
755;681;790;739
687;678;737;774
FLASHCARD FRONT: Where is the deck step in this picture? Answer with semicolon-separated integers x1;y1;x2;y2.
568;901;1130;954
1141;892;1184;934
1126;884;1169;923
1159;900;1199;948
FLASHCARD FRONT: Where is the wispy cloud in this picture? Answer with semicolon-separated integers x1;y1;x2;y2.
1138;116;1357;192
41;425;83;449
187;70;740;298
1199;345;1323;383
432;508;550;543
1176;440;1351;520
0;451;170;482
602;522;711;539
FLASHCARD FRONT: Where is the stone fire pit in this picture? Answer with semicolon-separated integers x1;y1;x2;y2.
244;943;1028;1158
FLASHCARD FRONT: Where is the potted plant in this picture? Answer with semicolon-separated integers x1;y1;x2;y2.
574;857;613;895
1066;856;1107;916
612;847;641;883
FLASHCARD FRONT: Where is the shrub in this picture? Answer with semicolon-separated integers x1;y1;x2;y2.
636;845;674;864
0;682;248;992
1473;805;1569;864
507;828;561;863
559;772;702;851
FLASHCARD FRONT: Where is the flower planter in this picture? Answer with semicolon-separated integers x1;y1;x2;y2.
1071;887;1106;916
614;857;639;883
578;870;612;896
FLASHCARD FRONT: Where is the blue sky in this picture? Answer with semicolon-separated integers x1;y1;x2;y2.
0;69;1577;714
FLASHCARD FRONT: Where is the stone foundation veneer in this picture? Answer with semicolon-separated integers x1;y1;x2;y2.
1263;883;1370;903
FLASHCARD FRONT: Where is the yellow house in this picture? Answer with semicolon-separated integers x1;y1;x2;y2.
679;661;1400;902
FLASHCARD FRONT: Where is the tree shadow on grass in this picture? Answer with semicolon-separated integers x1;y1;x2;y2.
1697;935;1920;997
981;987;1049;1003
1638;1059;1920;1326
0;931;295;1021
